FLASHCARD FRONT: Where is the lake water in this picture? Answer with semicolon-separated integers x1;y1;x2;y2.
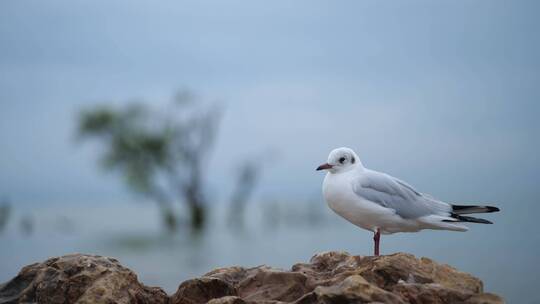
0;199;537;303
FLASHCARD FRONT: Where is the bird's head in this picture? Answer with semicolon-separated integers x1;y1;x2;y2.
316;147;361;174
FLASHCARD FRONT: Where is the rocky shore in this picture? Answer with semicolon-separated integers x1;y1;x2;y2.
0;252;503;303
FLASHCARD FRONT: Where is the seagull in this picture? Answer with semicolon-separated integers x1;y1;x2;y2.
317;147;500;256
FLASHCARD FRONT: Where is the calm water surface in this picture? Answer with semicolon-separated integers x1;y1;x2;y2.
0;200;537;303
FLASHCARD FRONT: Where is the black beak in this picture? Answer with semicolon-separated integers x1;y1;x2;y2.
316;163;333;171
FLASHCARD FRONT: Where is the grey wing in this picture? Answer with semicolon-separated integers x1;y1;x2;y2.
352;170;451;219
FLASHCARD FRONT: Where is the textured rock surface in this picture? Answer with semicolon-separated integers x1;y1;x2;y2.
1;252;504;304
0;254;168;304
197;251;503;304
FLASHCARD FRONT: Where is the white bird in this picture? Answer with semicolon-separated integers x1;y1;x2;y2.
317;147;499;256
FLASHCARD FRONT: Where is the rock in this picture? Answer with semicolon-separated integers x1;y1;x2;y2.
465;293;505;304
1;252;504;304
206;296;246;304
204;265;310;302
170;277;236;304
292;251;483;293
0;254;168;304
189;251;503;304
295;275;405;304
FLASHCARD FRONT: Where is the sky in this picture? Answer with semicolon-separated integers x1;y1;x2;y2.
1;0;539;206
1;0;540;301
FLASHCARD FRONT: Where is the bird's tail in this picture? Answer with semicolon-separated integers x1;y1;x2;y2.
443;204;500;224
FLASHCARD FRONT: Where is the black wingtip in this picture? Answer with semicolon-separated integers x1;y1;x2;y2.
451;204;500;214
448;214;494;224
443;219;493;224
486;206;500;213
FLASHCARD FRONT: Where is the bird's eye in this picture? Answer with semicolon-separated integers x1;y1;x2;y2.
351;157;355;164
339;157;346;164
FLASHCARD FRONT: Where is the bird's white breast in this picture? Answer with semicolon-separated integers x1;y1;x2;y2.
322;169;411;234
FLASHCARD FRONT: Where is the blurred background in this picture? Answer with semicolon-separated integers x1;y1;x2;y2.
1;0;539;302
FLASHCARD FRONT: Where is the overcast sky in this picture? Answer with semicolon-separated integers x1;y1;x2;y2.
1;0;539;207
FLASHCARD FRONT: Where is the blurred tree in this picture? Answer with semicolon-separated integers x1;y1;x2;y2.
77;91;221;231
228;161;261;226
0;198;11;233
19;214;34;236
